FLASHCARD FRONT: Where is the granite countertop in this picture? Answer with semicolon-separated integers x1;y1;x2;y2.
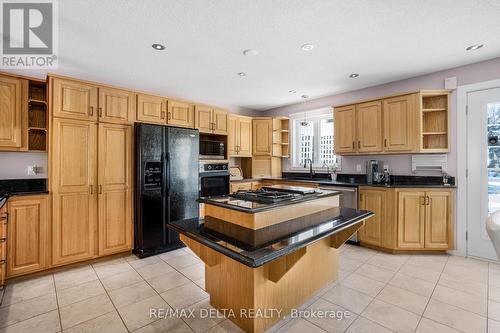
0;179;48;208
264;177;456;188
230;178;262;182
169;207;373;267
198;188;340;213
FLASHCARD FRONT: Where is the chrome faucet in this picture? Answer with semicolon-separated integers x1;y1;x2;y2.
304;158;315;178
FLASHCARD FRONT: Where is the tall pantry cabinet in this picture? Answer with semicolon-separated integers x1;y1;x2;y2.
50;77;133;266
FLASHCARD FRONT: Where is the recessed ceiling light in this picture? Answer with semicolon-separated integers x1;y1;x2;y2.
289;89;297;94
243;49;258;56
349;73;359;78
237;72;246;77
152;43;165;50
466;44;484;51
301;43;314;51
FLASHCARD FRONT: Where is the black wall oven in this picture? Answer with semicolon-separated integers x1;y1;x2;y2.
199;162;230;197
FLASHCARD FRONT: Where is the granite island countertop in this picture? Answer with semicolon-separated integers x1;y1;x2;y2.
169;207;373;267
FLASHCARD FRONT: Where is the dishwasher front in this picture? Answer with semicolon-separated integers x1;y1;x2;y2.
319;186;359;242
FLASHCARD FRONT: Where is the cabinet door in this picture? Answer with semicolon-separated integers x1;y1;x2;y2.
253;119;272;155
52;118;97;265
168;100;194;128
238;117;253;156
0;76;26;150
52;78;98;121
0;207;5;287
252;156;272;178
6;195;48;277
136;94;166;124
334;105;357;154
358;189;385;246
213;109;228;135
383;94;417;152
98;87;135;124
227;115;238;156
425;191;452;249
98;123;133;256
397;191;425;249
357;101;383;152
195;105;213;133
230;182;252;193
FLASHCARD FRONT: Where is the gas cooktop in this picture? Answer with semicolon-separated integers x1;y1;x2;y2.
229;188;304;203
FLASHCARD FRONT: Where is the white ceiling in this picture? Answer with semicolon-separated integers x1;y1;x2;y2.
8;0;500;112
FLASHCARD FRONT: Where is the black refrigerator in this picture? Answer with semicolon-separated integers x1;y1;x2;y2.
134;123;199;257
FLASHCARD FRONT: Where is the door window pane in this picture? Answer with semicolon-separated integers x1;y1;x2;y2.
487;102;500;213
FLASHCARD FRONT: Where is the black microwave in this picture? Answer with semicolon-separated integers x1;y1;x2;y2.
200;135;225;159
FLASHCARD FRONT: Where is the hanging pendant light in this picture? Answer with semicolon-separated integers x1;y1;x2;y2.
300;95;310;127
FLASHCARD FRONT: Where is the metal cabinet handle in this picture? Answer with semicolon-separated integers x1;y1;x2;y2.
352;141;355;149
98;185;103;194
426;196;430;205
168;112;171;120
384;139;387;147
420;196;425;205
161;111;166;119
0;259;5;265
98;107;103;117
0;238;6;243
358;141;361;149
89;185;94;194
89;106;94;116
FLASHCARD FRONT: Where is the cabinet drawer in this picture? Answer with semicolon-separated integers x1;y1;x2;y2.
230;182;252;193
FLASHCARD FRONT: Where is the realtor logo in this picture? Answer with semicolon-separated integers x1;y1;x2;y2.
1;0;58;68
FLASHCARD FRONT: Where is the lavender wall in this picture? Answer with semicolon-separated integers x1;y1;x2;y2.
266;57;500;176
0;152;47;179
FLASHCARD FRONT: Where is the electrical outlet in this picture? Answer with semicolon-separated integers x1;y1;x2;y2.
356;164;362;172
27;165;38;176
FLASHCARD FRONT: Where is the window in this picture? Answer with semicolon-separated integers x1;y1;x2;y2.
290;108;340;170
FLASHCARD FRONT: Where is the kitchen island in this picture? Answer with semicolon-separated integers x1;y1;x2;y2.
169;187;373;333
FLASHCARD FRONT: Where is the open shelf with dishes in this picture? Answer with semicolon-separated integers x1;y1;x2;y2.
420;92;449;152
28;81;47;151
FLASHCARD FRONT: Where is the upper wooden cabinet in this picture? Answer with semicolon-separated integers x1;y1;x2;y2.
228;115;252;157
168;100;194;128
383;94;418;152
6;195;49;278
136;93;167;124
334;105;356;154
98;87;136;124
253;118;273;156
52;78;98;121
356;101;383;153
0;75;27;151
195;106;227;134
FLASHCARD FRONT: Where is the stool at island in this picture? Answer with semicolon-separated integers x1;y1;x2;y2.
169;186;374;333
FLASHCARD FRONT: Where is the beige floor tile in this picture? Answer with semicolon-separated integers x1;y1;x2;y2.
182;299;225;333
275;318;326;333
490;270;500;289
146;270;191;293
389;272;436;298
415;317;461;333
322;285;373;315
128;256;162;269
305;298;357;333
158;248;186;261
314;281;337;298
160;282;209;309
339;257;364;273
100;269;143;291
63;311;127;333
135;260;175;280
57;279;105;307
117;294;170;331
54;265;98;291
490;286;500;303
205;319;245;333
179;263;205;281
489;319;500;333
367;253;409;272
355;263;395;283
447;256;489;271
59;293;114;329
438;272;488;298
489;300;500;322
345;316;393;333
398;262;442;284
361;299;420;333
376;285;428;315
423;299;487;333
340;273;385;297
92;261;133;279
0;310;60;333
108;281;157;308
0;293;57;328
442;264;488;285
341;247;377;262
134;317;193;333
337;270;351;281
163;252;202;270
1;275;54;307
432;285;487;316
194;278;205;290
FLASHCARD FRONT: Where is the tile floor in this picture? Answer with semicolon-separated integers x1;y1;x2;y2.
0;244;499;333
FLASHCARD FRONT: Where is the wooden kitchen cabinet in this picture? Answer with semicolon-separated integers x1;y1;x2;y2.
0;75;27;151
253;118;273;155
0;206;6;288
136;93;167;124
98;123;133;256
6;195;49;278
334;105;357;154
168;100;194;128
52;78;98;121
228;115;252;156
397;190;426;249
51;118;97;266
425;191;453;249
195;106;227;134
230;182;253;193
213;109;228;135
383;94;418;152
98;86;136;124
356;101;383;153
358;189;386;247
